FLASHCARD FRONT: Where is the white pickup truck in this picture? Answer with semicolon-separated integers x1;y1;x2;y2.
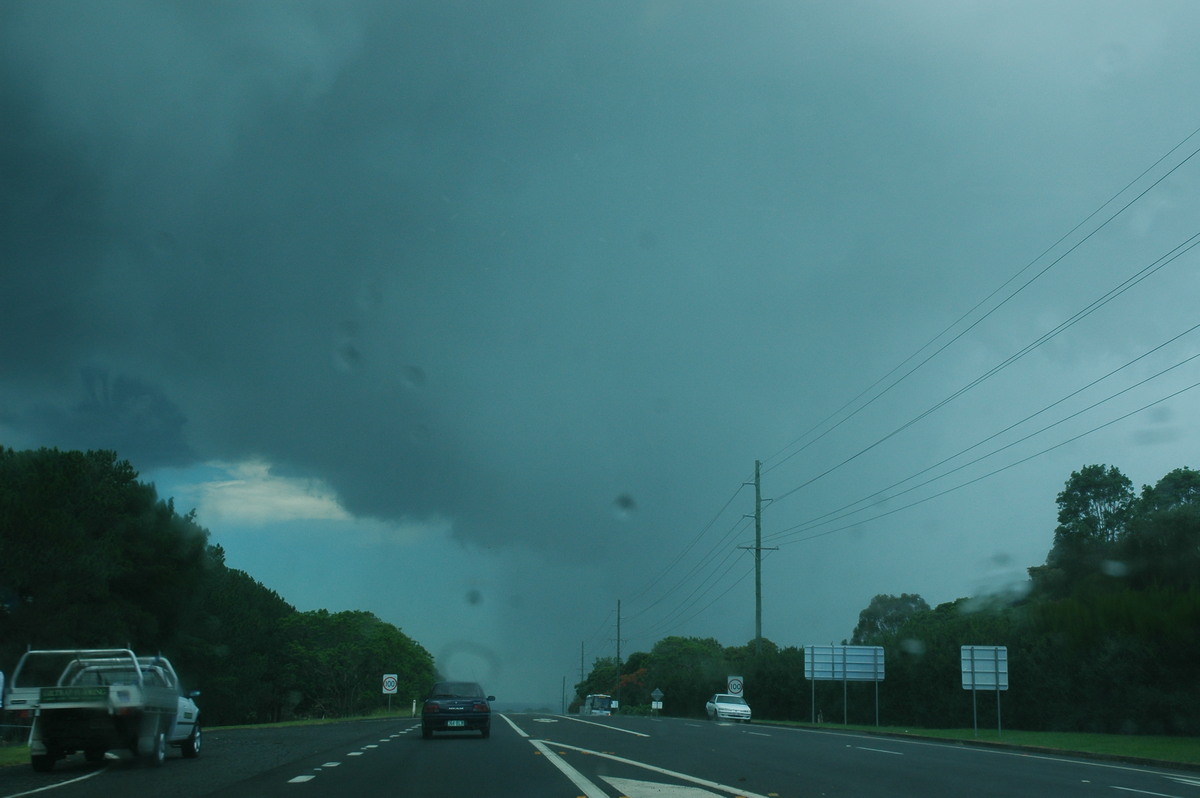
4;648;201;771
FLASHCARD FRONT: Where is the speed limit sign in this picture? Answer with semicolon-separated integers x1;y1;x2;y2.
382;673;398;694
727;676;743;696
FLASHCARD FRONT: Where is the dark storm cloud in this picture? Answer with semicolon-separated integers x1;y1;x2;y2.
18;368;195;469
0;0;730;553
5;0;1200;592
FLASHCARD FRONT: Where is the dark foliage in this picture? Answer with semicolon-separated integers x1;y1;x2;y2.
575;463;1199;735
0;446;434;726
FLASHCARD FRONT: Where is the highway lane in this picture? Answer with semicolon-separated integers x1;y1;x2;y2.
2;714;1198;797
530;715;1200;798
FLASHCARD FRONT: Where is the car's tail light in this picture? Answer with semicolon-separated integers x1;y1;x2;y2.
423;702;440;714
472;702;489;712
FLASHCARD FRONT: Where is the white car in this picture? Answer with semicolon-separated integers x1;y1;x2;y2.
705;693;751;722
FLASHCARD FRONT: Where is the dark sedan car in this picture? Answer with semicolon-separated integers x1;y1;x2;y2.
421;681;495;738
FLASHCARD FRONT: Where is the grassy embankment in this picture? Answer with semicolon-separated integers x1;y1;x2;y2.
770;722;1200;767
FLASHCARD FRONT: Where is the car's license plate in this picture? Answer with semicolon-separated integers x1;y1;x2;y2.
447;720;465;728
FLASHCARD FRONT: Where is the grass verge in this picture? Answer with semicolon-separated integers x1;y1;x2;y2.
771;721;1200;767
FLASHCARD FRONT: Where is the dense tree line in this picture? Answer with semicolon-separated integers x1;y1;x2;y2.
576;463;1199;735
0;446;435;725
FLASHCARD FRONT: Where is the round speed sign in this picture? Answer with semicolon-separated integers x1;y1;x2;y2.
382;674;398;694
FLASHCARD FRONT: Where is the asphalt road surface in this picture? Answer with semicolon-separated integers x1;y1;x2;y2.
1;715;1197;797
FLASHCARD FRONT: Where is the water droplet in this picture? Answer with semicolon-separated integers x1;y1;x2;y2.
900;638;926;656
402;365;426;388
612;494;637;520
466;589;483;606
1101;560;1128;577
335;342;363;372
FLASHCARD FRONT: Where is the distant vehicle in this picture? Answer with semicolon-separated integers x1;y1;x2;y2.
5;648;200;771
422;681;494;738
580;693;616;715
705;693;751;722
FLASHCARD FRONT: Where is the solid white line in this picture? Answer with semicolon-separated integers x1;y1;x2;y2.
857;746;903;755
555;715;651;737
1110;787;1181;797
544;740;775;798
499;713;530;738
530;739;608;798
1;767;107;798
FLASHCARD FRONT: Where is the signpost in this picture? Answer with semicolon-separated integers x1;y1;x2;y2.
804;645;885;726
650;688;664;715
961;646;1007;738
382;673;398;713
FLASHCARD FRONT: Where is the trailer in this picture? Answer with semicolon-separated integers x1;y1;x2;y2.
4;648;200;771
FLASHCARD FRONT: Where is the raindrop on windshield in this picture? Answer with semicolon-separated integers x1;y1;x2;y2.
612;494;637;521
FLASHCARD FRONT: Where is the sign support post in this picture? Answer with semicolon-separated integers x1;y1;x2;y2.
960;646;1007;739
804;645;885;727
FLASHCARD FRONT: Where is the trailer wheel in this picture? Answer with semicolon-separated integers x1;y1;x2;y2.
85;748;107;763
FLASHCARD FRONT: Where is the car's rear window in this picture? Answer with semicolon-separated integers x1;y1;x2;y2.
431;682;484;698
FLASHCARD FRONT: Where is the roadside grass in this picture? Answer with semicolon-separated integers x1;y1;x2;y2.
0;747;26;768
215;707;419;731
771;721;1200;767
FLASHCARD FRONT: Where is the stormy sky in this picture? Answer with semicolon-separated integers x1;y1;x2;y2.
5;1;1200;707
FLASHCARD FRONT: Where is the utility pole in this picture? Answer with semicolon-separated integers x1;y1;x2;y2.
755;459;763;654
615;600;622;710
741;460;777;655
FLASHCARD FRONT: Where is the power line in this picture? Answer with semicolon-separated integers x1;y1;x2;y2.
615;125;1200;651
768;375;1200;548
624;482;748;608
765;318;1200;540
761;127;1200;479
769;227;1200;506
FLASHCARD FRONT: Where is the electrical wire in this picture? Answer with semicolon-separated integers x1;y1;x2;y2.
770;376;1200;548
769;228;1200;506
761;127;1200;478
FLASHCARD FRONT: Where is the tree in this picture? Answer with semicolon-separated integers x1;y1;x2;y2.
1054;464;1135;547
572;656;619;712
850;593;930;645
1121;468;1200;591
1137;467;1200;514
174;545;298;724
1035;465;1136;594
644;636;726;717
0;447;208;664
280;610;434;718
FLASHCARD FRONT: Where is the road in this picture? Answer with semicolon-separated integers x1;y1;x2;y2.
1;714;1198;797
